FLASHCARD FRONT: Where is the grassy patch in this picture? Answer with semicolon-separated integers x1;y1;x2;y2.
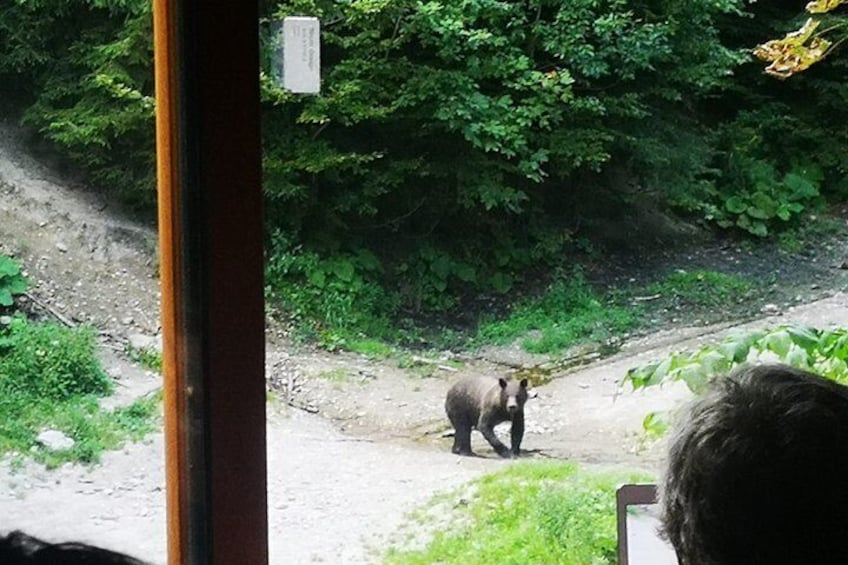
427;268;753;356
345;338;394;358
777;215;847;254
643;269;753;309
475;270;641;354
270;258;758;357
0;317;159;466
386;461;652;565
127;345;162;373
1;393;160;468
316;368;352;382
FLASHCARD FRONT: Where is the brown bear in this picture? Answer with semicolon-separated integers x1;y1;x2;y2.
445;376;529;458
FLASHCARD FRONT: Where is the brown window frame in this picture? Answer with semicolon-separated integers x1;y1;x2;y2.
153;1;269;563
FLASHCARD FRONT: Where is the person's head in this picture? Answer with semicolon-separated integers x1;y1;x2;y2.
0;530;147;565
660;363;848;565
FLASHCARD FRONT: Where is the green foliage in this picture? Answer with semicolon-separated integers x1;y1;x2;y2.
386;461;651;565
625;324;848;438
0;255;29;308
0;317;158;466
0;392;159;468
644;270;753;309
8;0;848;340
1;0;155;209
0;317;111;400
476;269;640;354
688;155;824;237
626;324;848;395
259;0;750;323
265;231;397;349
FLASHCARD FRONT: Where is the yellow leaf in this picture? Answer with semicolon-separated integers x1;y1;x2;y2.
806;0;848;14
783;18;821;46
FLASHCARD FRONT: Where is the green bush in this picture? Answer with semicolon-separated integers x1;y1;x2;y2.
0;0;156;209
0;317;111;400
692;158;823;237
625;324;848;436
265;231;397;348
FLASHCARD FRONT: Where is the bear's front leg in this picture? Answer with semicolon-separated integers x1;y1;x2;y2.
478;418;510;458
509;412;524;458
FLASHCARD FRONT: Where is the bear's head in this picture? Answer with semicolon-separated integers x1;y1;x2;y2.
499;377;529;415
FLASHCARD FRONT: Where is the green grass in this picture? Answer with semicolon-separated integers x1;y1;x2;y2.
345;338;394;358
466;269;752;355
272;261;757;357
127;345;163;373
0;392;160;468
642;269;752;309
317;368;352;382
777;215;847;254
475;270;641;354
385;461;652;565
0;317;159;466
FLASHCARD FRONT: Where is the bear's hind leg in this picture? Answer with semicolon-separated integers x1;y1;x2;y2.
452;422;474;456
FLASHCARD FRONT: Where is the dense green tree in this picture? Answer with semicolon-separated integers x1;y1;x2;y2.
3;0;848;337
261;0;749;314
0;0;154;208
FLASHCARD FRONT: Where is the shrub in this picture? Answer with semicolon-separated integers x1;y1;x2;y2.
265;231;397;348
0;317;111;400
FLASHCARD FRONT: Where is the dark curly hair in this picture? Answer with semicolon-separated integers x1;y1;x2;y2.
0;530;148;565
660;363;848;565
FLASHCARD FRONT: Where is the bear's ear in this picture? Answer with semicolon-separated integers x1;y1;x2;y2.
498;378;508;389
519;378;528;388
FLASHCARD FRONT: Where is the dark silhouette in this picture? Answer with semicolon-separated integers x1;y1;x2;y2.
0;530;148;565
445;376;528;457
660;363;848;565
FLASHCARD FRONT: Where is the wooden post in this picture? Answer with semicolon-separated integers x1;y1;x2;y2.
153;0;268;563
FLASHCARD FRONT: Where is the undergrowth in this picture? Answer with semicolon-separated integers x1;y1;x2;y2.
475;269;640;354
642;270;752;310
385;461;651;565
0;317;159;467
268;256;758;356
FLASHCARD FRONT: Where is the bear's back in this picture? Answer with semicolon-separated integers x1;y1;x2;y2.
445;376;498;420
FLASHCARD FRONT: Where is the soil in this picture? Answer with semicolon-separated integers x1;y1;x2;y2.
3;117;848;564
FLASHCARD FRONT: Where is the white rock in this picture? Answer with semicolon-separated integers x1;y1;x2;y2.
36;430;75;451
761;303;780;315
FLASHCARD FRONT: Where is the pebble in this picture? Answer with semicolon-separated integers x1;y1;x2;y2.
761;303;780;315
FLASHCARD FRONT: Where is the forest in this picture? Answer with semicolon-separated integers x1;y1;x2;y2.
1;0;846;347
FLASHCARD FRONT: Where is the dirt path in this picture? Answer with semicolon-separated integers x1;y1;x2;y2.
3;119;848;563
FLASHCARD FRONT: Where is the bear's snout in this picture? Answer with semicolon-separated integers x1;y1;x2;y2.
506;397;519;413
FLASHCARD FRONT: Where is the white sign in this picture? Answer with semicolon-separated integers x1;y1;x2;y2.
275;17;320;94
